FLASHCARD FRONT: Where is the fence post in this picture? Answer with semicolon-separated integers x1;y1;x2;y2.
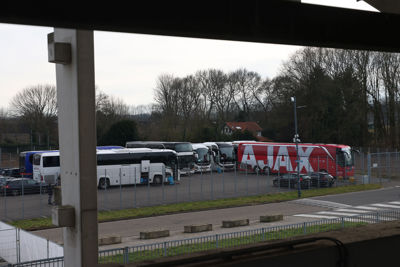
262;228;265;241
303;222;307;235
386;151;389;180
3;187;7;219
367;153;371;184
124;246;129;264
47;239;50;259
134;166;137;208
163;241;168;257
341;217;345;228
211;171;214;200
16;228;20;263
119;168;122;210
216;234;219;248
378;150;381;183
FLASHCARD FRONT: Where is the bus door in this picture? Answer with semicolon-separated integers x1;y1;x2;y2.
120;165;130;185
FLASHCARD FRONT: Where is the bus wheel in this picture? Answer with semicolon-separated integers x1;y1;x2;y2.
253;166;261;174
153;175;162;185
98;178;109;190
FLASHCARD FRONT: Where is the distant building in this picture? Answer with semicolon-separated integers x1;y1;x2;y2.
223;122;272;141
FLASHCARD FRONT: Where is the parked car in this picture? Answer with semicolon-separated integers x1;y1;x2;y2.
0;168;22;178
0;178;48;196
273;173;311;189
309;172;335;187
0;176;9;186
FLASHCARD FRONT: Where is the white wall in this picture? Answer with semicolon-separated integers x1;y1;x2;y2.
0;221;63;264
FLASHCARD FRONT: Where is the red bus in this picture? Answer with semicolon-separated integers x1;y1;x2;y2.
237;142;354;179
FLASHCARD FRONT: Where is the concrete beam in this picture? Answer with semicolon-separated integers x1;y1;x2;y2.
3;1;400;52
363;0;400;14
53;29;98;267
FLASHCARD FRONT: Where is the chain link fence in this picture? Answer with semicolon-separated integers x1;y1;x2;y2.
353;150;400;185
1;150;399;221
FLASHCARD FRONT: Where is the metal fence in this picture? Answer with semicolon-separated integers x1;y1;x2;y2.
0;165;357;221
354;151;400;184
8;209;400;266
1;151;400;221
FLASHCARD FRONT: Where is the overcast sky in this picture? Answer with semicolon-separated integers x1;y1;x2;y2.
0;1;377;110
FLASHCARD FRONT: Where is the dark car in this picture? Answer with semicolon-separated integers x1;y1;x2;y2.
0;178;48;196
309;172;335;187
0;176;9;186
1;168;22;178
273;173;311;189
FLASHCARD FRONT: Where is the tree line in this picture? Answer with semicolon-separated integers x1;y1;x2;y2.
1;86;137;147
1;47;400;149
152;48;400;148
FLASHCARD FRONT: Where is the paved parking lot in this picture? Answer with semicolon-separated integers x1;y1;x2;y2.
0;170;361;221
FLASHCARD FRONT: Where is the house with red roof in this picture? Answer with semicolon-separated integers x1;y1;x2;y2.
223;122;272;141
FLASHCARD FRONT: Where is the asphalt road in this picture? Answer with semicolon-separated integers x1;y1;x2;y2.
313;185;400;206
0;171;374;221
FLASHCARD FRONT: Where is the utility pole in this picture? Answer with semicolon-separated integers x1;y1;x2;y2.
291;96;301;198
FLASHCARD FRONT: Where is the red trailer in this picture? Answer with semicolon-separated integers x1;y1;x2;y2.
237;142;354;179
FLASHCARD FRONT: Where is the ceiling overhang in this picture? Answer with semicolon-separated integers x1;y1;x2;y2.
1;1;399;52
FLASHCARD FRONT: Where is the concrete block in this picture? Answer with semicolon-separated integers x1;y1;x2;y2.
184;224;212;233
140;230;170;239
260;214;284;223
98;235;122;246
51;205;75;227
222;219;249;228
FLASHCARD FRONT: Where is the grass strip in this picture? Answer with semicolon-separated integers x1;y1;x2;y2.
10;183;380;231
98;221;366;263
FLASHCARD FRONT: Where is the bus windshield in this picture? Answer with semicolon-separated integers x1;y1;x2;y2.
195;148;210;163
33;154;41;166
219;146;234;162
337;148;353;167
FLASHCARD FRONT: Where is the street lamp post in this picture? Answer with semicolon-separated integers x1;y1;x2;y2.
291;96;301;198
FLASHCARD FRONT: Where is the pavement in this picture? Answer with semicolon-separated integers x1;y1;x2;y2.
33;201;327;249
30;182;400;251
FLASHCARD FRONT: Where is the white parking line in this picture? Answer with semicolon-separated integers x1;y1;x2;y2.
293;214;338;219
317;211;358;216
335;208;371;213
371;204;400;209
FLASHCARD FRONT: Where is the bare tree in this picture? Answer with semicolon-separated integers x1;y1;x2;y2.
10;84;57;119
9;84;57;146
178;75;202;139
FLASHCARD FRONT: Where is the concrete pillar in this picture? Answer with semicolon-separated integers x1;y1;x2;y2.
53;28;98;267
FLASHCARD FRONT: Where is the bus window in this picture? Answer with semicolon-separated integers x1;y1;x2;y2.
43;156;60;167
